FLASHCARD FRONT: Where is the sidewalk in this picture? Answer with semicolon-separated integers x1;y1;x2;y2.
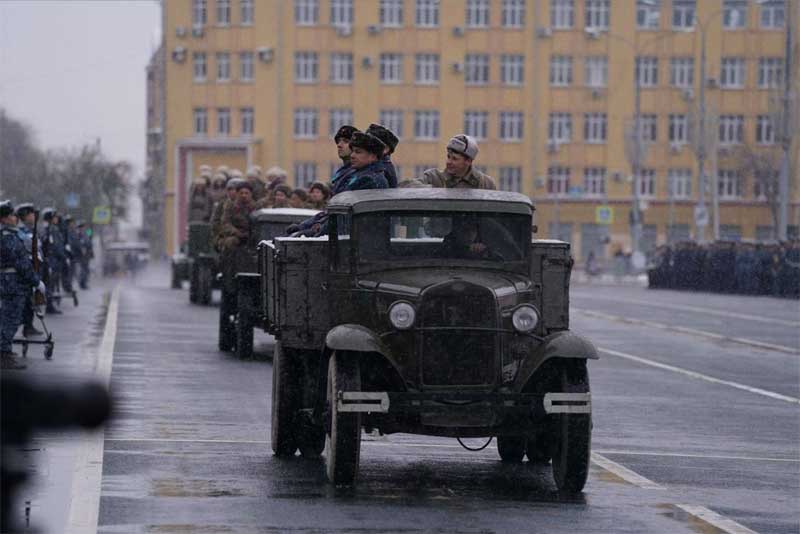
571;269;649;287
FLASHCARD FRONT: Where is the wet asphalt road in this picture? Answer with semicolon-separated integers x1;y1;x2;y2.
10;266;798;533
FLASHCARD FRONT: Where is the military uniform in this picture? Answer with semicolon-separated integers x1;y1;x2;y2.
78;223;93;289
420;167;496;190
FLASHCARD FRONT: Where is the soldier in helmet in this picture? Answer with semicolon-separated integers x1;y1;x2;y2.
40;208;64;314
77;221;93;289
15;203;45;337
420;134;496;190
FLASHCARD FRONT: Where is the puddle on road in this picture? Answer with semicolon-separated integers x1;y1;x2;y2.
656;504;726;534
151;478;246;498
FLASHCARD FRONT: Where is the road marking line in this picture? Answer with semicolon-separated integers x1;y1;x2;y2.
676;504;759;534
573;294;800;328
593;449;800;463
590;453;665;489
600;347;800;404
575;308;800;355
66;285;119;534
105;438;270;444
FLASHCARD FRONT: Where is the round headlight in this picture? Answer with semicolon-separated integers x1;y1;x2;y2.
389;301;416;330
512;305;539;333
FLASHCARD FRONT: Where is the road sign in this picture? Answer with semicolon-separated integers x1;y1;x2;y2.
694;205;709;227
595;205;614;225
65;193;80;208
568;185;584;197
92;206;112;225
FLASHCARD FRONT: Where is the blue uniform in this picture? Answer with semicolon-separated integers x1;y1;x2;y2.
1;224;40;353
376;156;398;188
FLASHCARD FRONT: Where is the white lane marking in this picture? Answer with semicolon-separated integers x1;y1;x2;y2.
601;347;800;404
593;450;800;463
590;453;665;490
575;308;800;355
676;504;760;534
105;438;270;444
66;286;120;534
573;293;800;328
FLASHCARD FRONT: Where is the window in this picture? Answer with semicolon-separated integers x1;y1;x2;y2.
193;108;208;135
723;0;747;29
331;0;353;27
216;52;230;81
718;170;743;199
583;167;607;197
551;0;574;29
380;53;403;83
756;115;775;144
294;108;318;138
548;166;571;196
240;0;253;25
466;0;490;28
216;0;231;25
720;57;745;88
758;57;784;88
330;53;353;84
295;0;318;25
464;111;489;140
668;114;688;144
718;115;744;145
583;113;607;143
550;56;573;86
193;52;207;82
668;169;692;199
501;55;524;85
760;1;785;28
465;54;489;85
416;0;439;27
670;57;694;87
637;0;660;29
329;108;354;137
240;107;254;135
499;111;523;141
380;0;403;27
585;0;610;30
217;108;231;135
636;56;658;87
414;111;440;140
502;0;525;27
640;114;657;143
239;52;254;81
636;169;656;198
584;56;608;87
379;109;404;138
672;0;695;29
294;162;317;188
499;167;522;192
294;52;318;83
549;113;572;143
193;0;207;27
415;53;440;84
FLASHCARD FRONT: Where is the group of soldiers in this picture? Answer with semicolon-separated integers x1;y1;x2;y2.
1;201;94;370
648;239;800;298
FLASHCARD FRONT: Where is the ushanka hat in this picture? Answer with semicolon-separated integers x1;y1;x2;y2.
334;125;360;143
349;131;386;158
365;123;399;153
446;134;479;160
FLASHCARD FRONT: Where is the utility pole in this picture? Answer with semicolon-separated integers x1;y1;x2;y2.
777;0;794;240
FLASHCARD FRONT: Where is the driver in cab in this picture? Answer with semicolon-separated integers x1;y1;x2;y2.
440;215;497;260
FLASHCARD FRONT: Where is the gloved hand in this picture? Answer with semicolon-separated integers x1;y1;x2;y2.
37;281;46;294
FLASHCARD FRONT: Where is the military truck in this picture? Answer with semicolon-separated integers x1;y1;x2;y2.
170;244;190;289
219;208;319;357
261;189;597;492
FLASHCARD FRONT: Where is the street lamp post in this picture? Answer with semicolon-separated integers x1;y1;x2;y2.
776;0;794;240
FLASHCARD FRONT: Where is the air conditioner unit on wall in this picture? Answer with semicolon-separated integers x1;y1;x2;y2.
171;47;187;63
536;27;552;38
547;141;559;154
336;25;352;37
451;62;464;73
670;142;682;154
591;88;605;99
452;26;465;37
175;26;187;38
706;77;718;88
367;24;382;35
612;172;623;183
362;56;374;68
257;47;275;63
682;88;694;100
192;26;204;38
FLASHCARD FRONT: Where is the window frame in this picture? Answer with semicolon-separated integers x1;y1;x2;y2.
415;0;440;28
240;107;254;136
549;112;573;144
294;108;319;139
551;0;574;29
193;52;207;82
464;54;490;85
550;55;573;87
500;54;525;85
584;56;608;88
330;52;354;84
380;0;403;27
499;167;523;192
585;0;610;30
294;51;319;83
379;109;404;139
499;111;524;142
294;0;319;26
415;53;440;85
216;52;231;82
239;51;254;82
464;110;489;140
216;0;231;26
240;0;254;25
547;166;571;197
668;168;692;199
414;110;440;140
502;0;525;28
466;0;490;28
670;57;694;88
583;112;607;144
193;107;208;136
217;107;231;136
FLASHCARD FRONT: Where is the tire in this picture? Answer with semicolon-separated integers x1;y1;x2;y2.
171;265;181;289
271;342;298;457
496;436;526;463
189;264;199;303
235;289;254;360
198;264;212;305
297;423;326;458
551;361;591;493
218;289;236;352
325;352;362;485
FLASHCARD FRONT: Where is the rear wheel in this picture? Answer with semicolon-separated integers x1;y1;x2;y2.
217;289;236;352
198;264;212;305
551;361;591;493
235;288;254;359
171;264;181;289
189;263;199;303
271;343;298;457
496;436;526;463
325;352;362;485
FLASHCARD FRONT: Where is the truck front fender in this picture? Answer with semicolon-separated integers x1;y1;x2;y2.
325;324;405;383
513;331;598;391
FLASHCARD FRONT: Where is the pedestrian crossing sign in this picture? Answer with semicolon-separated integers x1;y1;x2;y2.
92;206;112;225
595;205;614;225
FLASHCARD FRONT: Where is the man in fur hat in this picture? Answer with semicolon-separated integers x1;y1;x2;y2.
330;125;359;191
210;177;242;251
219;181;256;252
246;166;266;202
420;134;496;190
365;123;400;188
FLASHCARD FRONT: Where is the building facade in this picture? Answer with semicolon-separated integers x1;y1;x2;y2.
156;0;799;258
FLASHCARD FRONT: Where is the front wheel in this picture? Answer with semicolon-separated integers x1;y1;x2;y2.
218;290;236;352
496;436;526;463
189;263;199;303
325;352;362;485
198;264;212;305
235;290;254;360
551;361;592;493
271;343;298;457
171;264;181;289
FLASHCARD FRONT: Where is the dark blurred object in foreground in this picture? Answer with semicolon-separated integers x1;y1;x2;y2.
1;376;112;533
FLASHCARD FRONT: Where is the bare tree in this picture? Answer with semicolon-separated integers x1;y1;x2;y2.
734;144;783;238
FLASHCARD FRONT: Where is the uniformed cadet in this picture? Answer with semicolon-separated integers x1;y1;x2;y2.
210;177;242;251
1;201;45;369
15;203;45;337
365;123;400;188
65;216;83;295
41;208;63;313
420;135;496;190
77;221;93;290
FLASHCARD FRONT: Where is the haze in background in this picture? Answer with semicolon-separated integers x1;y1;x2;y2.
0;1;161;227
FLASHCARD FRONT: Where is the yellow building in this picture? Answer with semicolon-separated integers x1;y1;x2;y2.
155;0;798;258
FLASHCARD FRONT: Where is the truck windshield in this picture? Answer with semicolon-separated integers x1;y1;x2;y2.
355;211;530;263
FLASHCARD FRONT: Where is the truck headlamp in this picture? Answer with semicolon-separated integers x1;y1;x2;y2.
512;305;539;333
389;301;416;330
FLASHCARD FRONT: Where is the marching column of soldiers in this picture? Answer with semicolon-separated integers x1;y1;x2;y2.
0;200;95;370
648;240;800;298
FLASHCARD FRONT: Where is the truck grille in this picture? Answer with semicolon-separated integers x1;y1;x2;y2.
418;283;497;386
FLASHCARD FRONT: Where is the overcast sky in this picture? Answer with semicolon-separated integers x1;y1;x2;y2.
0;0;161;205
